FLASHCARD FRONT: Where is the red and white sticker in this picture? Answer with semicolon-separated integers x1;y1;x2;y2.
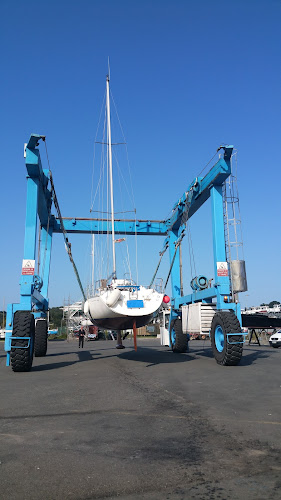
22;259;35;275
217;262;228;277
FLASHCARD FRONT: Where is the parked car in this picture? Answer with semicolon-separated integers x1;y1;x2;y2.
269;330;281;348
87;325;98;340
48;329;58;335
87;332;98;341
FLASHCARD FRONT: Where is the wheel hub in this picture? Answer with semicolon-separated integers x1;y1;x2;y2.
215;325;224;352
171;327;176;346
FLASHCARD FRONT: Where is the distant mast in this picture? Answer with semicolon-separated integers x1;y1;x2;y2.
106;74;116;278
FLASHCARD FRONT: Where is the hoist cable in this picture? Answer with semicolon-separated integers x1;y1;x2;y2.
162;192;192;291
198;148;222;177
49;172;86;301
164;242;180;291
149;251;165;288
187;223;196;277
163;189;192;291
43;139;86;301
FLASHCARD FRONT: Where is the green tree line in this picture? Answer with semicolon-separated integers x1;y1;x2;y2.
1;311;6;328
260;301;280;308
49;307;64;328
0;308;63;329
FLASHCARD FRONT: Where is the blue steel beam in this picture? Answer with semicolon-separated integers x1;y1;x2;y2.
19;168;40;311
48;147;233;239
174;287;234;308
169;229;181;299
174;288;241;320
26;133;45;150
51;217;167;236
39;224;53;303
19;136;51;314
166;147;233;231
210;184;231;308
25;142;51;226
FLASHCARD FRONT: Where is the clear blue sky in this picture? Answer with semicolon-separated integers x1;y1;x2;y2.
1;0;280;311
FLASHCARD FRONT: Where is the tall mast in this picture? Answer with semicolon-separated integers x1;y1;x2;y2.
106;74;116;278
91;234;95;294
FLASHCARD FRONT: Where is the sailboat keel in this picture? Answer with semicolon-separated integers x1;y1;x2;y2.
88;313;154;331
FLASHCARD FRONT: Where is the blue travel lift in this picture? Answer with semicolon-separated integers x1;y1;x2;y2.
5;134;245;371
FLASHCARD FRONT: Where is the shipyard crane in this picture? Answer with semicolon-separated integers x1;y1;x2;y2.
5;134;247;371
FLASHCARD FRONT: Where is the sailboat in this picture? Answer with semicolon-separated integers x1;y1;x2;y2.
84;74;164;331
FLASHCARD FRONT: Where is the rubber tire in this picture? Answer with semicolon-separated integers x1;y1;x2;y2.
35;319;48;357
170;318;188;353
210;310;243;366
11;311;35;372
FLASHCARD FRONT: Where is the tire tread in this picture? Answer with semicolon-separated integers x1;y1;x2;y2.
170;319;188;353
11;311;35;372
34;319;48;357
211;310;243;366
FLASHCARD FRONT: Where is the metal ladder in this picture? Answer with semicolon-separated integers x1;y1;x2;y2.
222;150;245;300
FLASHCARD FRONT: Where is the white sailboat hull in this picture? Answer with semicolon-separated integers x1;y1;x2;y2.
84;284;163;331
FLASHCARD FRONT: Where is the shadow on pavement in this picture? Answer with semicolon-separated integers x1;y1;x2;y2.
32;361;79;371
239;349;273;366
191;343;274;366
28;341;278;372
118;346;193;367
31;348;118;371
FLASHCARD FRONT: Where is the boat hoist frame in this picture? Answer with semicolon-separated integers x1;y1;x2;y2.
5;134;243;368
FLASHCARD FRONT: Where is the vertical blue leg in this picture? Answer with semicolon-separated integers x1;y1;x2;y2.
23;176;39;260
210;185;230;309
5;136;52;368
5;303;14;365
39;224;53;306
5;175;39;361
168;229;181;345
20;176;39;308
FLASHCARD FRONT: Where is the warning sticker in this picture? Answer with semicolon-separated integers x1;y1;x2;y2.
217;262;228;277
22;259;35;275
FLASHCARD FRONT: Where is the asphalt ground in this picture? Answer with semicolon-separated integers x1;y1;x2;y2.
0;337;281;500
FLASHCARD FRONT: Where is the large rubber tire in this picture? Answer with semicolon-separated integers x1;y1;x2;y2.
11;311;35;372
210;310;243;366
170;318;188;353
35;319;48;357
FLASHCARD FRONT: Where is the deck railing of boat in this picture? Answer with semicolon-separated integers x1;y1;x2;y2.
93;277;163;295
